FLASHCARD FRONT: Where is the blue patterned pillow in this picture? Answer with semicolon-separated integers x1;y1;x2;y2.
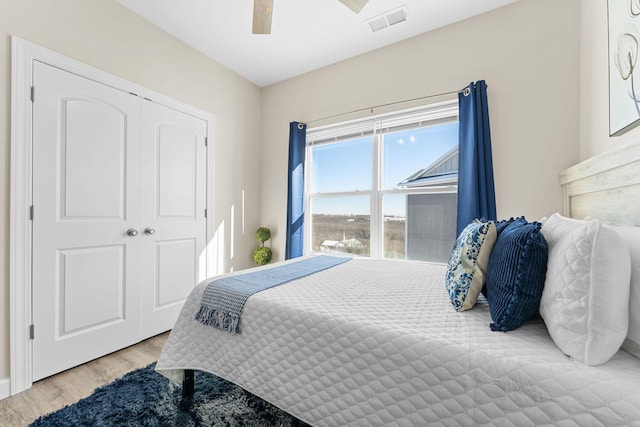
445;220;497;312
486;217;548;331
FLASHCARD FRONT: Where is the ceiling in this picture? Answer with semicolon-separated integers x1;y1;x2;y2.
115;0;519;88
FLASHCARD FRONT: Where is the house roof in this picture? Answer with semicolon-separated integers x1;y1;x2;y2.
398;146;458;188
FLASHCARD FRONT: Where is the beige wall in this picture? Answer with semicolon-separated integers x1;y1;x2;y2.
0;0;263;380
580;0;640;159
260;0;581;260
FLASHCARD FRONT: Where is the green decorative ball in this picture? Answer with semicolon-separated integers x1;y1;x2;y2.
253;246;272;265
256;227;271;244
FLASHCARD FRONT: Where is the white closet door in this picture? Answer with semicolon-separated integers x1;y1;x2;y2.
31;62;142;381
139;100;207;337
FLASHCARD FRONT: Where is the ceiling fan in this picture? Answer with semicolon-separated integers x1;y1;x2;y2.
252;0;370;34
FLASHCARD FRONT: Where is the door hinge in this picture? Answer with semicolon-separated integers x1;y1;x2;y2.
204;137;208;147
30;86;35;102
204;208;207;218
29;205;34;221
29;324;35;340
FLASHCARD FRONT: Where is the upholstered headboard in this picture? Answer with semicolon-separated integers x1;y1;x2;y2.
560;139;640;225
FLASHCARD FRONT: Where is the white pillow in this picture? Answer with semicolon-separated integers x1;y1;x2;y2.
607;225;640;359
540;213;631;365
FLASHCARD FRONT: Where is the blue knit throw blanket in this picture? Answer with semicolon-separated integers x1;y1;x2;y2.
195;255;352;334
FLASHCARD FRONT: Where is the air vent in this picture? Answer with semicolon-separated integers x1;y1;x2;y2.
368;16;388;32
366;5;408;33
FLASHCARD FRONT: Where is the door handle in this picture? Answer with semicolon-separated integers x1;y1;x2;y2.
126;228;139;237
144;227;156;236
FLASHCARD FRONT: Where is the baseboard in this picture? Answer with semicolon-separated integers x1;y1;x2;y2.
0;377;11;400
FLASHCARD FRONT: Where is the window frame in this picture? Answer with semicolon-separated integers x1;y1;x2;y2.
304;99;459;259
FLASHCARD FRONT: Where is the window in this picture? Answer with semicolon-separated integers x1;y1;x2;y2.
305;100;459;262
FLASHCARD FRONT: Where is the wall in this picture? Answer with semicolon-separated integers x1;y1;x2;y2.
260;0;581;259
0;0;262;381
580;0;640;159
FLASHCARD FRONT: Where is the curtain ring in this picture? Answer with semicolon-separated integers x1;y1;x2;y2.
463;87;471;97
297;123;305;130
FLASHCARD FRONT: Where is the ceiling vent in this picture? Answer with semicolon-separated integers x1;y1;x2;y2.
366;5;408;33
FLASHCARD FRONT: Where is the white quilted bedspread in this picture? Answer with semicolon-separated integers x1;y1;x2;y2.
156;257;640;426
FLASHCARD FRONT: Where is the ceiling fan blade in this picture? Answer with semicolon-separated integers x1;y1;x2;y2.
338;0;370;14
252;0;273;34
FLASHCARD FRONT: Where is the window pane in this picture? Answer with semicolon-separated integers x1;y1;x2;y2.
382;192;457;263
382;194;406;259
383;122;458;190
310;137;372;193
310;196;370;256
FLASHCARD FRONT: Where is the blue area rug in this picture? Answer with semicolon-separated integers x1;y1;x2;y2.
30;363;310;426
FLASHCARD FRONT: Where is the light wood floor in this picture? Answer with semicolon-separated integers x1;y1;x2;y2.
0;332;169;427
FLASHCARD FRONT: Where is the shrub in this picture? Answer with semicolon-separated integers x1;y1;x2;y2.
253;247;272;265
256;227;271;244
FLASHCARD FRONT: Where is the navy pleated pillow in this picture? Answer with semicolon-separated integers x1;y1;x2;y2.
495;217;517;236
486;217;548;332
481;217;519;298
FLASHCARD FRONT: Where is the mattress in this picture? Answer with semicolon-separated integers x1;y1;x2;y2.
156;257;640;426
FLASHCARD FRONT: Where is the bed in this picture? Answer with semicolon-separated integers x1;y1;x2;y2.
156;139;640;426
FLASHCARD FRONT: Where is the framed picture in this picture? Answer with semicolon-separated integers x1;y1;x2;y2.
608;0;640;136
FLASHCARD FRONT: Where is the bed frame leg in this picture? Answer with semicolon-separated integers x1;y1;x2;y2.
182;369;195;398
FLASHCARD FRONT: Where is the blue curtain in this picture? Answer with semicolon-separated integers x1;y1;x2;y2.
285;121;307;259
456;80;497;235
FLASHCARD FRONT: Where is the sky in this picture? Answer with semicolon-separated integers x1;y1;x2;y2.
309;122;458;217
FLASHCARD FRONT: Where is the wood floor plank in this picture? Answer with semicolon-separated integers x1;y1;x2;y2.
0;332;169;427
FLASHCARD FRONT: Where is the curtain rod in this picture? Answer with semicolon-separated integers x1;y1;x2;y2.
305;86;468;127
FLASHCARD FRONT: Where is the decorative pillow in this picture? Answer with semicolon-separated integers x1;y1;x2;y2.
494;217;517;237
486;217;548;332
539;213;631;366
480;217;518;299
445;220;497;312
606;225;640;359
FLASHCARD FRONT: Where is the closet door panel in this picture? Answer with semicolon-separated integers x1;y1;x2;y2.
140;100;207;338
157;125;198;218
61;98;126;218
156;239;197;306
31;61;142;381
